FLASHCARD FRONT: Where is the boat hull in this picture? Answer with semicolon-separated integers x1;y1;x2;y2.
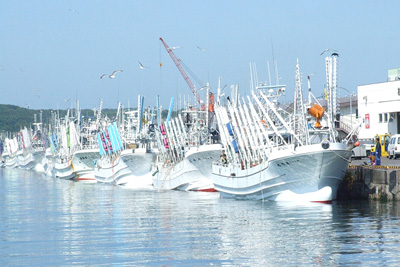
94;156;134;185
185;144;222;178
72;149;99;183
54;159;76;180
154;159;216;192
4;155;18;168
17;152;35;170
212;143;351;202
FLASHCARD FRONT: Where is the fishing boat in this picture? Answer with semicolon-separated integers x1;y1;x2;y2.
16;127;34;169
152;110;217;192
116;96;157;189
94;122;136;185
3;137;19;168
211;58;351;202
53;119;79;180
72;148;99;183
70;116;101;183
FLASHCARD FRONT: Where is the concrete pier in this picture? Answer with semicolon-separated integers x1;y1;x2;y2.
337;165;400;201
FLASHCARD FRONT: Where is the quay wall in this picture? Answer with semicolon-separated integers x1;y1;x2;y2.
337;165;400;201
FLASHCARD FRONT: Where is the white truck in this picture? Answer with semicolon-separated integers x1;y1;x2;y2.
352;144;367;159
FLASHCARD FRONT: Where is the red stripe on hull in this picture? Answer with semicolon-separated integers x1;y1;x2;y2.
196;188;218;192
78;178;96;181
311;200;332;204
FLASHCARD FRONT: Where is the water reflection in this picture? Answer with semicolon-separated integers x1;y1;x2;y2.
1;168;400;266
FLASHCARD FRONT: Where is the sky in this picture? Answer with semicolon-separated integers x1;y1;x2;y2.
1;1;399;111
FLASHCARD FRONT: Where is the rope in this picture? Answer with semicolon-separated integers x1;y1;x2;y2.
328;147;352;163
112;155;118;183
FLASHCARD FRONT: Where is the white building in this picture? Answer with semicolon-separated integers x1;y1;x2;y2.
357;68;400;140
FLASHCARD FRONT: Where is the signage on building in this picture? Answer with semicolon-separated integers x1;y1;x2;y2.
365;114;370;129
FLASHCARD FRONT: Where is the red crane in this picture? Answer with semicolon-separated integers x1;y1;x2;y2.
159;37;203;108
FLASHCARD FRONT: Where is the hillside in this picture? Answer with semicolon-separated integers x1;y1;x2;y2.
0;104;117;133
0;104;174;133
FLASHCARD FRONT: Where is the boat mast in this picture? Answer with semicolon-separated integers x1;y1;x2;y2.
292;59;309;146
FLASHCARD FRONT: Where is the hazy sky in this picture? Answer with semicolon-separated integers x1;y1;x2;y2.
1;1;399;110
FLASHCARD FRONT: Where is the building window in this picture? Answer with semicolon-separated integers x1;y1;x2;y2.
356;109;358;119
398;88;400;96
379;113;382;123
384;113;388;122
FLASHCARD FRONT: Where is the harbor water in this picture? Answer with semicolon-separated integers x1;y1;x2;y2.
1;168;400;266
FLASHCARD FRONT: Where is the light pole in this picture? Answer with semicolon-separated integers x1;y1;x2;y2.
338;87;352;132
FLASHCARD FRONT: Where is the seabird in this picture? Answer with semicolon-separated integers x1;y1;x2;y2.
100;74;107;79
139;61;150;69
320;48;338;55
69;9;79;15
65;98;70;102
331;52;339;57
109;70;123;79
168;46;182;51
197;46;206;52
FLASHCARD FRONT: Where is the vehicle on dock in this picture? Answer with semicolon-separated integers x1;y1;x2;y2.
388;134;400;159
371;133;391;157
352;144;367;159
358;139;374;156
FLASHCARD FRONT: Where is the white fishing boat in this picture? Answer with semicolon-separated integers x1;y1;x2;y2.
94;155;134;185
4;137;19;168
153;117;217;192
212;142;350;202
153;158;215;191
17;127;35;170
153;38;219;192
94;121;136;185
211;58;351;202
71;117;101;183
30;116;47;173
53;119;79;180
54;158;76;180
43;147;54;176
115;96;160;189
120;148;155;189
72;148;98;183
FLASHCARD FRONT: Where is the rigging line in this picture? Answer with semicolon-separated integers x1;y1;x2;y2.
180;61;204;88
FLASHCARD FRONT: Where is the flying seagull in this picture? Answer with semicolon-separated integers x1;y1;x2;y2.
320;48;338;55
109;70;123;79
197;46;206;52
69;9;79;15
65;98;70;102
168;46;182;51
100;74;108;79
139;61;150;69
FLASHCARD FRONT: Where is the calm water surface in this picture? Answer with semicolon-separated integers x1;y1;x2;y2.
1;168;400;266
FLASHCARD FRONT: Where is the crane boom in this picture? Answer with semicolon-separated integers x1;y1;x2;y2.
159;37;203;106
